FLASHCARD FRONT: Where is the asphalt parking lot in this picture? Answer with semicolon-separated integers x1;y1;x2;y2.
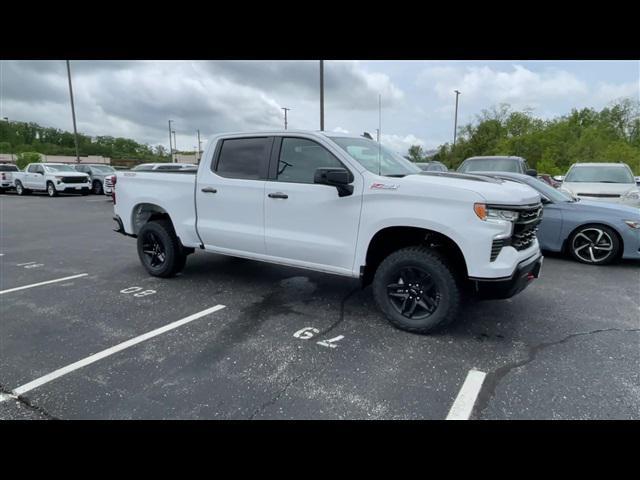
1;190;639;420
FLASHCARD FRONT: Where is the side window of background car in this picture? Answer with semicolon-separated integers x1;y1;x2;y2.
277;137;345;184
214;137;272;180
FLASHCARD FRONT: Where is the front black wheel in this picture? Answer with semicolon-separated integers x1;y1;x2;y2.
372;247;460;334
47;181;58;197
136;219;187;278
568;224;620;265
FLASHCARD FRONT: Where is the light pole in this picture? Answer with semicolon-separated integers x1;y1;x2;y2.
281;107;291;130
172;130;177;162
197;129;202;162
168;120;174;162
319;60;324;131
66;60;81;163
453;90;461;147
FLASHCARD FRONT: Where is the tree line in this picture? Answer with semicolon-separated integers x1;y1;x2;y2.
0;121;171;163
408;98;640;175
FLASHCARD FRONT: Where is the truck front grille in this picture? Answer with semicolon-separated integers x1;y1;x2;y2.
488;203;543;261
62;176;87;184
490;239;505;261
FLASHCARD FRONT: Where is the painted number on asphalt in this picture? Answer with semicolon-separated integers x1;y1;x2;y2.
120;286;157;297
293;327;344;349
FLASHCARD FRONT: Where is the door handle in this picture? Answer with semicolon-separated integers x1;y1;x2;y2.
268;192;288;199
201;187;217;193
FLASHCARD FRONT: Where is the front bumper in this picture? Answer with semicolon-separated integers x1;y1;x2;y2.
56;182;91;193
471;253;543;300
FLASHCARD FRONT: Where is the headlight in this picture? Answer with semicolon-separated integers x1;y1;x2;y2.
473;203;518;222
559;187;573;196
54;176;63;180
624;220;640;229
623;191;640;200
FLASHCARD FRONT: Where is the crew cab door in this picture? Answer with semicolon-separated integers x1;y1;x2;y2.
195;136;273;255
264;136;363;274
27;164;45;189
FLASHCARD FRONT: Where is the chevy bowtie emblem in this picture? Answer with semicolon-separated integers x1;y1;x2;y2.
370;182;399;190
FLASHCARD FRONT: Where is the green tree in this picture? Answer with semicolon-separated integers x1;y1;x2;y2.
15;152;42;170
407;145;425;163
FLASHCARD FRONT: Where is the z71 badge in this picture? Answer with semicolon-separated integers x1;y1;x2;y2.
370;182;399;190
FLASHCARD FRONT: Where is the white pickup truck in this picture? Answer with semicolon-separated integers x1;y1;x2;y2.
14;163;91;196
113;131;543;333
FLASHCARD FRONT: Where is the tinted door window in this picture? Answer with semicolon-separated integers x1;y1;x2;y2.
277;138;345;184
214;137;272;180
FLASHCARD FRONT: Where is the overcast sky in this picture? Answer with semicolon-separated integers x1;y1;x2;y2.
1;60;638;155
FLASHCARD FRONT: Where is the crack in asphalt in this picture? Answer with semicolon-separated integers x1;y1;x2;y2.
473;327;640;419
248;286;362;419
0;382;58;420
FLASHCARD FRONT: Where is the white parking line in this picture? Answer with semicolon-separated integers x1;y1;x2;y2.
446;369;487;420
10;304;226;397
16;262;36;266
0;273;89;295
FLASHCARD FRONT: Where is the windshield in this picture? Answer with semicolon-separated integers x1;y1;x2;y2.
458;158;521;173
91;165;115;173
45;164;77;172
564;165;634;183
329;137;421;177
131;164;152;171
527;177;574;202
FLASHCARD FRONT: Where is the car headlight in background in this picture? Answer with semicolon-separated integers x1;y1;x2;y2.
624;220;640;229
622;191;640;201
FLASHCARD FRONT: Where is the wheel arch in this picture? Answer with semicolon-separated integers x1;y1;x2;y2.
361;225;468;286
131;202;173;236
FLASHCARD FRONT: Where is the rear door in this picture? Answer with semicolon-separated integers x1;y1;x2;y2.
195;136;273;255
264;136;363;273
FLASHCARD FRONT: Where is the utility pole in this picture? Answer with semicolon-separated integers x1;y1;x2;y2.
197;129;202;162
378;94;382;143
66;60;81;163
168;120;174;162
172;130;177;163
281;107;291;130
453;89;461;147
319;60;324;131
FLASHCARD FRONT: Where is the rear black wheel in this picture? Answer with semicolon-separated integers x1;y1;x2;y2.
93;180;103;195
136;219;187;278
373;247;460;334
15;181;29;195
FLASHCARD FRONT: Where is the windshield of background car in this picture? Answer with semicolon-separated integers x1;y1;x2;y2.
91;165;116;173
564;165;635;183
528;177;573;202
329;137;421;177
45;165;77;172
458;158;521;173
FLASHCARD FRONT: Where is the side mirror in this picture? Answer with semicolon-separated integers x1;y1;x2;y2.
314;167;354;197
526;168;537;177
553;175;564;182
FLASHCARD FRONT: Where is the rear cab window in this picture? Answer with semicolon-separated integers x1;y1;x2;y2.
0;164;19;172
213;137;273;180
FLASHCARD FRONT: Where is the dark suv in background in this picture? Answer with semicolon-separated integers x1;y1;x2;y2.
457;156;537;176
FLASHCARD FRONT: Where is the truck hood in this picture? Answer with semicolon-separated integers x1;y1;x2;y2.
403;172;541;205
52;172;88;177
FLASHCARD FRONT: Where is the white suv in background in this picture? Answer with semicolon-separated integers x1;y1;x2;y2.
561;163;640;208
